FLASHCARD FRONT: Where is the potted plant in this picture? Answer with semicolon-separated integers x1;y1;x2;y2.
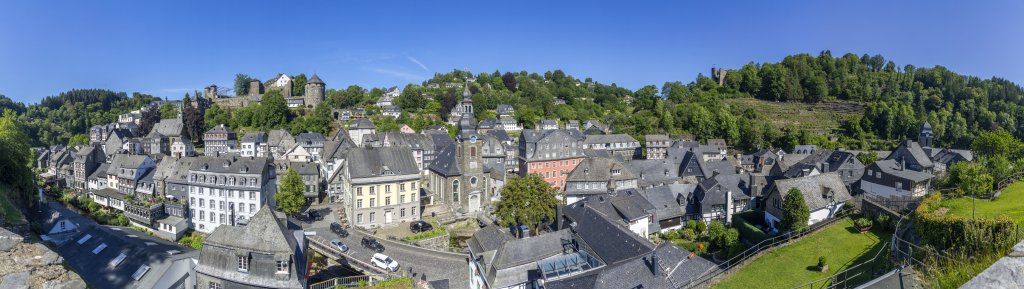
854;217;873;232
817;256;828;272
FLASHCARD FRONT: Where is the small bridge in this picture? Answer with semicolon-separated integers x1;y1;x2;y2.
306;235;387;274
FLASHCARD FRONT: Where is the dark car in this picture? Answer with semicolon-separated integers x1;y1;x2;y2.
308;210;323;221
361;237;385;253
409;221;433;233
293;213;310;223
331;222;349;238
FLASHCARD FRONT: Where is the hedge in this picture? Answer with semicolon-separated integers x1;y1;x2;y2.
914;193;1020;254
732;211;771;244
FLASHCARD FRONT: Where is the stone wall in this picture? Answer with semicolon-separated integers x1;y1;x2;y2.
412;233;450;252
0;227;85;289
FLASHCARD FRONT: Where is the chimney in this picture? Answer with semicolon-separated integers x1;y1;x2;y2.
649;252;660;276
900;157;905;171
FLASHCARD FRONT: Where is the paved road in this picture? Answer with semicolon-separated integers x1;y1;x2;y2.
300;206;469;288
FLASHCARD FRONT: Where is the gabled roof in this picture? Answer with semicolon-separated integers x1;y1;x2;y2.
640;184;696;221
296;132;326;144
887;140;933;169
772;172;853;211
696;173;751;206
204;124;233;135
58;225;197;289
562;199;656;265
645;134;670;142
584;134;639;145
870;159;935;183
204;205;292;253
345;147;419;179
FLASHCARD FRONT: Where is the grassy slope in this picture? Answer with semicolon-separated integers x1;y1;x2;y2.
0;183;27;225
724;98;863;133
942;181;1024;224
714;219;891;289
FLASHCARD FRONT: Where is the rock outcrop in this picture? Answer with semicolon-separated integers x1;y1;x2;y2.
0;227;85;289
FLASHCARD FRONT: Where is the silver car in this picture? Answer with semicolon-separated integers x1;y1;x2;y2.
330;239;348;252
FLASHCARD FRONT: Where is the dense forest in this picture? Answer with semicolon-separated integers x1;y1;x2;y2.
5;51;1024;154
4;90;161;146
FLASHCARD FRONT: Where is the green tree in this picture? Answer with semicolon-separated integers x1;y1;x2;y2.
258;90;290;129
67;134;90;147
274;169;307;215
494;174;560;235
234;73;255;96
945;162;994;197
159;103;178;119
291;73;307;96
781;187;810;232
0;109;35;206
856;151;879;166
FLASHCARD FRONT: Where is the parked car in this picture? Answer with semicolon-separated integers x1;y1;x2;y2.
308;210;323;221
409;220;433;233
331;222;348;238
293;213;310;223
329;239;348;252
361;237;384;252
371;253;399;272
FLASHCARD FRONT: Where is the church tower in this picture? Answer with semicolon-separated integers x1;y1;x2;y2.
919;121;933;148
460;84;473;116
305;74;325;108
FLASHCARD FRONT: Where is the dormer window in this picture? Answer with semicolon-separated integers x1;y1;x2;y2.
276;260;289;274
611;169;621;176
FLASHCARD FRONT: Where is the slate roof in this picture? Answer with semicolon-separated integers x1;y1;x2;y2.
345;147;419;179
151;119;184;137
478;118;498;129
467;226;514;256
350;118;376;130
240;132;267;143
58;225;197;289
870;159;935;183
624;159;682;188
308;73;324;84
204;205;292;254
772;172;853;211
267;129;294;147
562;200;656;265
584;134;638;145
484;229;572;288
485;129;512;143
108;155;151;175
696;173;751;206
639;184;695;221
429;143;461;177
545;244;713;289
189;155;270;175
569;189;656;224
566;157;635;183
296;132;326;143
887;140;934;169
204;124;233;135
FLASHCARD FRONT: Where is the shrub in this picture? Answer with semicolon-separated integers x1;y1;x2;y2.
687;220;697;230
875;214;892;231
733;214;771;244
854;218;872;228
680;228;697;241
817;256;827;267
664;229;680;240
696;221;707;234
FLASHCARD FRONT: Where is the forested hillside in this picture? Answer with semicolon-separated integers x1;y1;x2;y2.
6;51;1024;153
12;89;160;146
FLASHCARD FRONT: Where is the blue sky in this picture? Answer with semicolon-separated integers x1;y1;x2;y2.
1;0;1022;103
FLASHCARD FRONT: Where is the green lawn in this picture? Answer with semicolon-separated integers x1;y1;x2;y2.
942;181;1024;224
713;219;891;289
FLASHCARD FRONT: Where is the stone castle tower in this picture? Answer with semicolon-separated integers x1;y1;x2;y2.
248;80;264;97
204;85;218;100
304;74;325;108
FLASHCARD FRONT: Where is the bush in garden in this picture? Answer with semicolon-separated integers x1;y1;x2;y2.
696;221;707;234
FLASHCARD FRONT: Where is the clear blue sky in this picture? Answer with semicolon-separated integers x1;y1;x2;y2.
1;0;1022;104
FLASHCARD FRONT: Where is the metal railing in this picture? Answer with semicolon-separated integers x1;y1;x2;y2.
789;242;890;289
306;235;388;274
682;215;848;288
309;274;401;289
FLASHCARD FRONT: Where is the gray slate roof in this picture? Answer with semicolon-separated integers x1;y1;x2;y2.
566;157;635;183
204;205;292;254
640;184;696;221
345;147;419;179
240;132;267;143
428;143;461;177
772;172;853;211
58;225;197;289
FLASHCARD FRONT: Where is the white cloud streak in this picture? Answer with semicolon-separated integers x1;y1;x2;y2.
407;56;430;72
